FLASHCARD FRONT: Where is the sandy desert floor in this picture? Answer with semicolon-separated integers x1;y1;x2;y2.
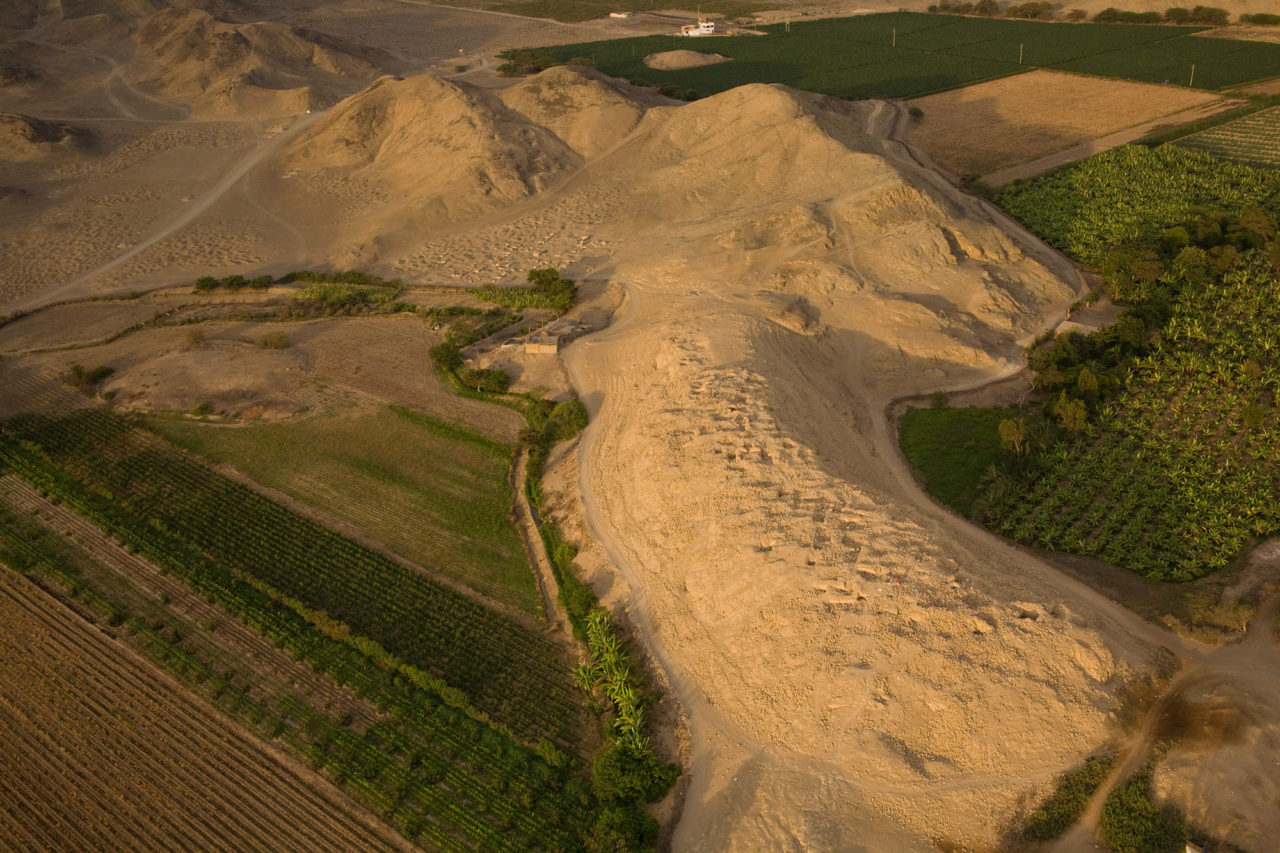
4;0;1280;850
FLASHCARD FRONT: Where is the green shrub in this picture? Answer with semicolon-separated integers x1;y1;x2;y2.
66;363;114;389
1100;763;1187;853
1241;12;1280;24
1021;753;1116;840
194;276;220;293
257;331;290;349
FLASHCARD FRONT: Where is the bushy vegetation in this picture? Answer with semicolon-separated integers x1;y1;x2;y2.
995;146;1280;266
193;273;273;293
905;149;1280;582
1240;12;1280;25
513;12;1280;101
1020;752;1116;840
1100;762;1187;852
65;362;114;390
474;268;578;314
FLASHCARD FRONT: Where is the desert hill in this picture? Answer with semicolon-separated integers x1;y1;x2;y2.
278;72;581;245
0;112;87;161
496;65;670;159
130;7;401;115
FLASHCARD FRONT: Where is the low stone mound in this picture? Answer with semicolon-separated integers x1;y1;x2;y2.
643;49;730;70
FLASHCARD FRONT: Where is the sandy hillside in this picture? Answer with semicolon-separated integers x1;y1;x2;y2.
130;7;402;115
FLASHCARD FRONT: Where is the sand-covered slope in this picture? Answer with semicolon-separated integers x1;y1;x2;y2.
130;8;399;115
0;113;87;161
276;72;581;253
497;66;670;159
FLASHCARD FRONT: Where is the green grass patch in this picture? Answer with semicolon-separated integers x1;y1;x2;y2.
1021;752;1117;840
150;404;540;615
897;405;1017;516
513;12;1280;100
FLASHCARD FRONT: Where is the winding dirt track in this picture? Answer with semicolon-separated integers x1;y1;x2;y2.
0;567;412;853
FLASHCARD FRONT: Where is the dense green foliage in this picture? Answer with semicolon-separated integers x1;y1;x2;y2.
984;257;1280;580
994;146;1280;265
1021;753;1116;840
948;152;1279;581
0;409;582;744
1100;763;1187;852
194;273;273;292
1177;105;1280;169
512;12;1280;101
897;406;1018;515
474;268;578;314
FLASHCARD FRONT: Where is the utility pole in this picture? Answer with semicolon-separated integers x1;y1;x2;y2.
892;27;896;47
1019;43;1024;64
1189;63;1196;87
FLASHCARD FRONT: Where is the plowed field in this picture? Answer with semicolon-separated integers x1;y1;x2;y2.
0;567;410;853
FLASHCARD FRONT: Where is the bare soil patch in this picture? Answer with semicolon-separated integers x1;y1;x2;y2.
643;49;730;70
907;70;1225;178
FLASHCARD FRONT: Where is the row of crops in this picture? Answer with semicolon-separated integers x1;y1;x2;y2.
0;497;604;851
515;11;1280;99
0;408;583;745
993;145;1280;264
1177;105;1280;169
951;146;1280;580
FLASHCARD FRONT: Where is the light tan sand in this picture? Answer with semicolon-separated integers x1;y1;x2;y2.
644;49;730;70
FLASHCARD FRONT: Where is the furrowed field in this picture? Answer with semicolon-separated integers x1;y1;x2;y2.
519;12;1280;99
1177;105;1280;168
150;404;540;615
903;146;1280;590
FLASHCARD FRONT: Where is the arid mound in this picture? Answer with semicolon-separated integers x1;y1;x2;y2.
0;113;87;161
643;49;730;71
497;65;670;159
280;72;579;234
130;7;400;115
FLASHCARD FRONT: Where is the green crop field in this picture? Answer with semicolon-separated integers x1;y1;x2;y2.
518;12;1280;99
0;409;582;743
1177;105;1280;168
150;404;540;615
993;145;1280;265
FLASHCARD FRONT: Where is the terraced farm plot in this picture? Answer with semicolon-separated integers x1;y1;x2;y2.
523;12;1280;99
0;567;409;853
1177;105;1280;168
150;404;540;614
